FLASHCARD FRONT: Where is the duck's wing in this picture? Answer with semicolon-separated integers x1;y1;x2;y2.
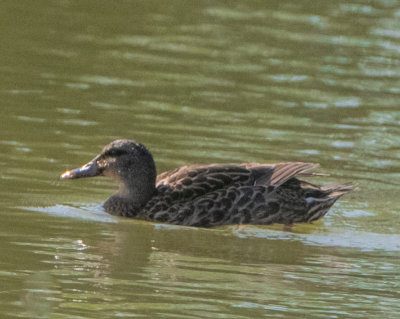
155;162;318;198
156;163;275;192
240;162;318;184
269;162;320;186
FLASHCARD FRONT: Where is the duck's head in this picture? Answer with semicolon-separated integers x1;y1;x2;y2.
61;139;157;199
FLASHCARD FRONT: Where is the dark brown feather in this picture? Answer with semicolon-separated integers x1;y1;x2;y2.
61;139;353;227
138;162;353;226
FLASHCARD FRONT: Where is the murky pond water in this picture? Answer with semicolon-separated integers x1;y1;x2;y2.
1;0;399;318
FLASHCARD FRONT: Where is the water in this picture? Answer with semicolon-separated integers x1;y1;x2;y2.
0;0;399;318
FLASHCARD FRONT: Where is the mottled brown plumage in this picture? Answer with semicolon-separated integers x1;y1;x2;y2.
61;139;353;227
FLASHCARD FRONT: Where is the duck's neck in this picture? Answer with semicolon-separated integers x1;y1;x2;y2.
104;176;156;217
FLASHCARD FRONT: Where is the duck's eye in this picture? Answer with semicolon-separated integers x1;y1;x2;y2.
104;149;127;157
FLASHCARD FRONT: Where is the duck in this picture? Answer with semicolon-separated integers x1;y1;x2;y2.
60;139;353;227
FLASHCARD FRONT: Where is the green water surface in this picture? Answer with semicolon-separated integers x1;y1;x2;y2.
0;1;399;318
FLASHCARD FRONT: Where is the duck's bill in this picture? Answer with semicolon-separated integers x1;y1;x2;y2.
60;161;101;179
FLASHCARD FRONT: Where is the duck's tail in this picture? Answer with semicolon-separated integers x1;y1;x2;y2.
303;182;355;223
321;183;356;196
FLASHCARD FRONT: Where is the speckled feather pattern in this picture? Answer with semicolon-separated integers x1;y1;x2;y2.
61;140;353;227
136;163;352;227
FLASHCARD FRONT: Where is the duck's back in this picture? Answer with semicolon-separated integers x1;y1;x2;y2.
137;162;351;227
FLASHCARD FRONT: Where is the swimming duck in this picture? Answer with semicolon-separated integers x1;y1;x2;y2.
60;139;353;227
